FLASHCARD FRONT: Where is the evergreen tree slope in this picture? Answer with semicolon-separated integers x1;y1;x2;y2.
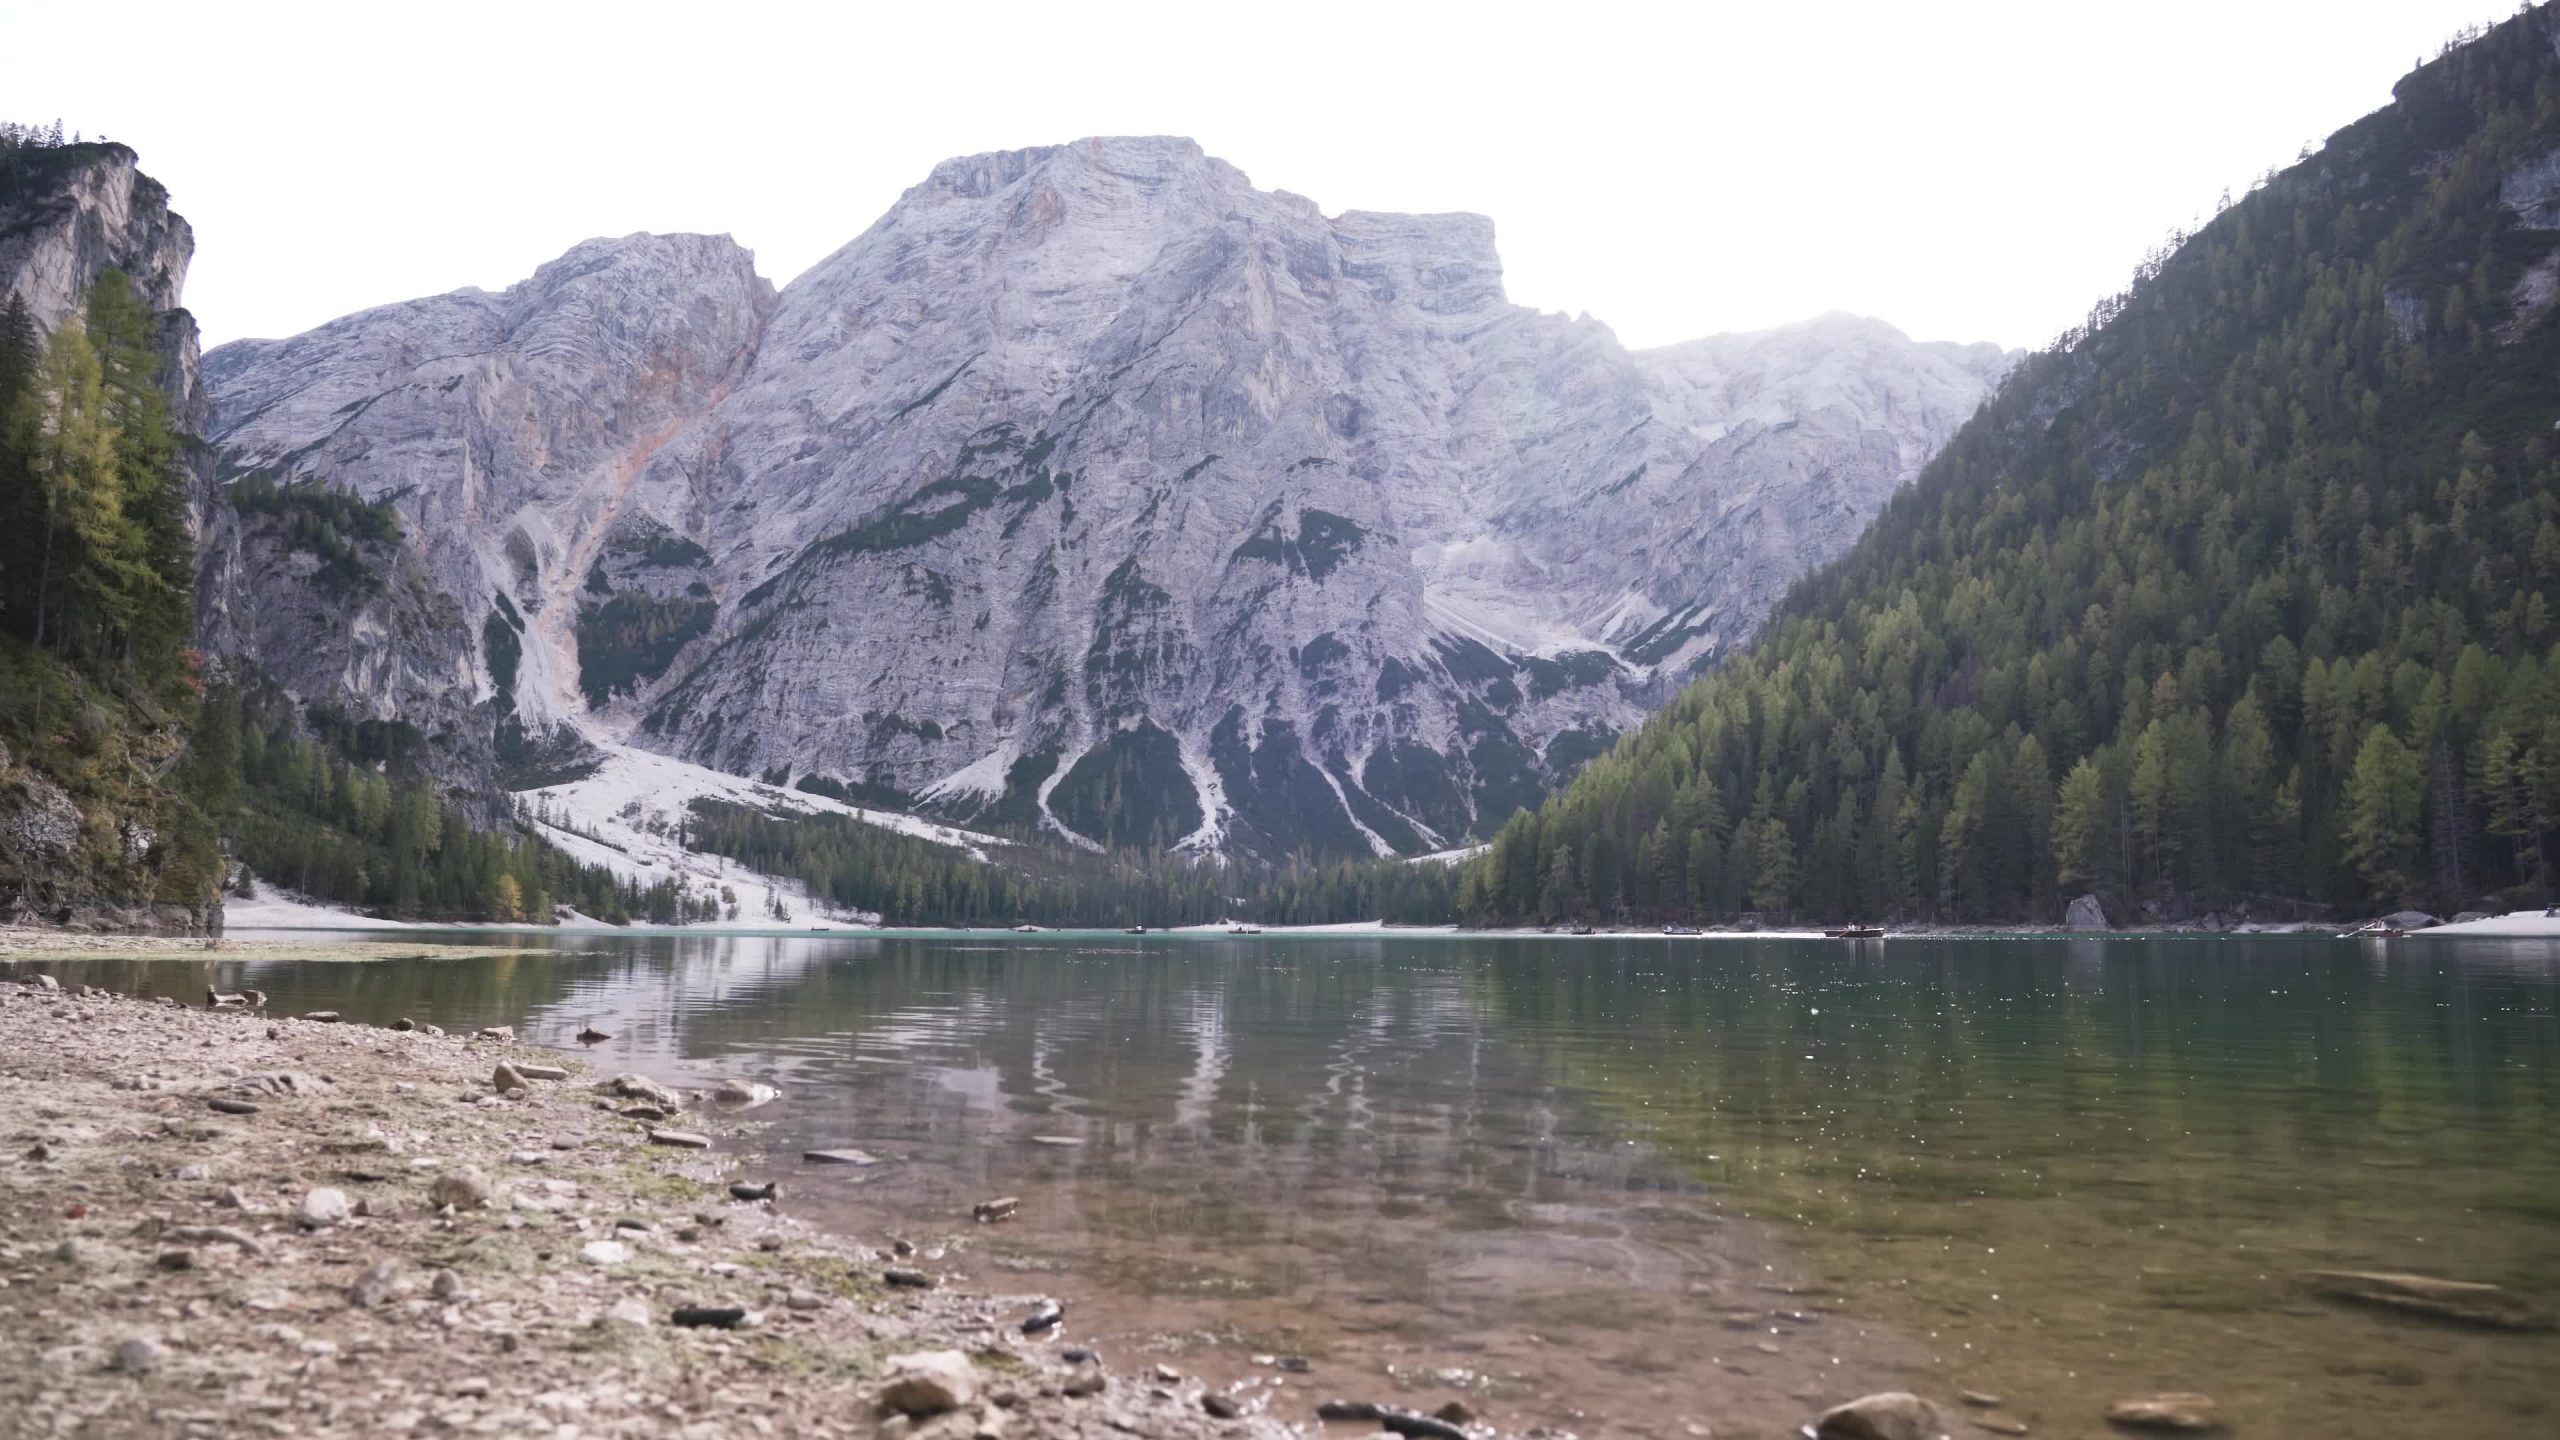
1465;10;2560;926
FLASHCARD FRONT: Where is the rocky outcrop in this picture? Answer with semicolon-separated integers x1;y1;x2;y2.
203;136;2014;857
2065;893;2108;930
0;141;207;459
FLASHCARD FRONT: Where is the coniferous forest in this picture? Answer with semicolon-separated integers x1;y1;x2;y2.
682;799;1458;928
0;255;226;916
1460;15;2560;927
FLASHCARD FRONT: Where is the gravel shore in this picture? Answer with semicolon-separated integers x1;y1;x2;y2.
0;976;1299;1439
0;928;562;964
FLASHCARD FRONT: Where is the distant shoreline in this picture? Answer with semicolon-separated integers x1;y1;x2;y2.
9;911;2556;963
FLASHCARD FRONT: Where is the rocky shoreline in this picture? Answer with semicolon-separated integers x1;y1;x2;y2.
0;977;1298;1439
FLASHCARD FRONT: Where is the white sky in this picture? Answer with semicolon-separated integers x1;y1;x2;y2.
5;0;2511;352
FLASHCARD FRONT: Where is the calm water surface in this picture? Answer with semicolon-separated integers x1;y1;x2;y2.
47;932;2560;1438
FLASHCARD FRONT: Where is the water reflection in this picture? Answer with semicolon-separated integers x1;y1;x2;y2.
19;932;2557;1438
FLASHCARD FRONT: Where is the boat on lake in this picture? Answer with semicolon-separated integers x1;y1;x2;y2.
1825;925;1887;939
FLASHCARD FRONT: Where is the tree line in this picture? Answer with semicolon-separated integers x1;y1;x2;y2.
1461;12;2560;927
0;271;226;913
684;798;1458;928
193;677;724;926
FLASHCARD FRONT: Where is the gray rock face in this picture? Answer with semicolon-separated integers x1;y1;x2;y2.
0;141;208;471
2066;893;2109;930
202;136;2013;856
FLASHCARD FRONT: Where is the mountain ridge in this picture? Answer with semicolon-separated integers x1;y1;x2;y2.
199;134;2017;859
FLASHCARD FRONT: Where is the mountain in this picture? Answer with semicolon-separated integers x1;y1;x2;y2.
0;134;220;930
199;137;2011;860
1461;9;2560;926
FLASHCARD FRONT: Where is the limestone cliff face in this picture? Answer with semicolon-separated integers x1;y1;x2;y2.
197;235;776;789
202;137;2015;857
0;140;206;448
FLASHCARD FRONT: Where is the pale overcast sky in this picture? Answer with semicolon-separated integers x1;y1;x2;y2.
6;0;2510;351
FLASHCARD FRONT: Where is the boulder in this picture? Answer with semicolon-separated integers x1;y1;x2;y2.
877;1350;978;1417
1813;1392;1949;1440
2304;1270;2550;1330
2380;910;2440;930
2065;894;2108;930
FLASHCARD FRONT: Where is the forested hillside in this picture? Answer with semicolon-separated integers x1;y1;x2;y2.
1464;11;2560;926
684;799;1459;928
0;260;224;924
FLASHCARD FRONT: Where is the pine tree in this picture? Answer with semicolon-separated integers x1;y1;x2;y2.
2343;725;2425;902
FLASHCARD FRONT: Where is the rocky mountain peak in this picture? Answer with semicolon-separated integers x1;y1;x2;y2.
199;137;2018;859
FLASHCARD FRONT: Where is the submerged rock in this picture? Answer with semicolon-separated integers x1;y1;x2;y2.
711;1078;779;1108
2104;1394;2216;1432
2304;1270;2551;1330
1813;1392;1950;1440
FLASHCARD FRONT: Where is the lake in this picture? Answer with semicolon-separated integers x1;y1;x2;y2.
56;931;2560;1437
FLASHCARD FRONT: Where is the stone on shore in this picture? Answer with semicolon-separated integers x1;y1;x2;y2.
297;1187;351;1229
429;1166;492;1211
350;1260;401;1307
877;1350;979;1416
601;1073;681;1108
